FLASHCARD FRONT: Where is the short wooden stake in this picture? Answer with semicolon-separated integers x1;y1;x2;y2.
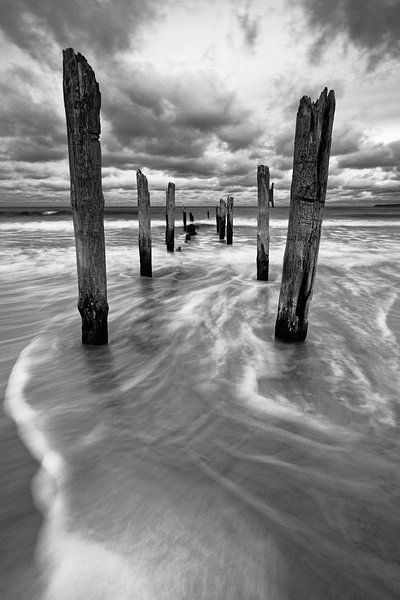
219;199;226;241
269;182;274;207
63;48;108;345
275;88;335;342
136;169;152;277
257;165;270;281
166;182;175;252
226;196;234;245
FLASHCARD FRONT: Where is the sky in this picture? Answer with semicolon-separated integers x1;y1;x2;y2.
0;0;399;207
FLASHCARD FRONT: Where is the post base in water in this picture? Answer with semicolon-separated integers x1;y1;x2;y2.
274;318;307;343
79;302;109;345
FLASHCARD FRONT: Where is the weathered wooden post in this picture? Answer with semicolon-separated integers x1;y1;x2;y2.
269;182;274;207
226;196;234;245
275;88;335;342
63;48;108;345
257;165;270;281
216;206;220;233
183;207;187;232
166;182;175;252
136;169;152;277
219;199;226;241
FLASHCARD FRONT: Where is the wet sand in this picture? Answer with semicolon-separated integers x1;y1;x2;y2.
0;410;42;600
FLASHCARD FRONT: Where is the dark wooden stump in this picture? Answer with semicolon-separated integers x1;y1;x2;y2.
63;48;108;345
216;206;220;233
219;199;226;241
275;88;335;342
269;182;274;207
183;208;187;232
257;165;270;281
166;182;175;252
136;169;152;277
227;196;234;245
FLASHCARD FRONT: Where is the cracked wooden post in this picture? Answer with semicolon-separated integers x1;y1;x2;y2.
136;169;152;277
226;196;234;245
219;198;226;241
257;165;270;281
63;48;108;345
183;207;187;232
269;182;274;207
166;182;175;252
275;88;335;342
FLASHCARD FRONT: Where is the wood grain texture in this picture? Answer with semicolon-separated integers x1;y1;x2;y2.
257;165;270;281
137;169;152;277
275;88;335;342
166;182;175;252
63;48;108;345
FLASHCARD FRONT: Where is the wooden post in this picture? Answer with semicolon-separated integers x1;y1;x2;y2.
166;182;175;252
219;199;226;241
216;206;220;233
136;169;152;277
257;165;270;281
269;182;274;208
63;48;108;345
183;207;187;232
226;196;234;245
275;88;335;342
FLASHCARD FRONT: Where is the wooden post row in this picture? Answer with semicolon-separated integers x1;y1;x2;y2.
136;169;152;277
166;182;175;252
275;88;335;342
63;48;108;345
257;165;270;281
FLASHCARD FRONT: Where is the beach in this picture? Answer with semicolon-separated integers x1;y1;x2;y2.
1;204;400;599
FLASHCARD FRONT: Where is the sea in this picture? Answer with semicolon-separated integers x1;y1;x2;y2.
1;203;400;599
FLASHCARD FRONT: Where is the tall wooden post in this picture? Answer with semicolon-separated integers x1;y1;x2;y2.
136;169;152;277
166;182;175;252
269;182;274;207
219;199;226;241
216;206;220;233
226;196;234;245
63;48;108;345
275;88;335;342
183;207;187;232
257;165;270;281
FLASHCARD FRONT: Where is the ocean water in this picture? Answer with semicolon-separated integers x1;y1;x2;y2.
1;204;400;599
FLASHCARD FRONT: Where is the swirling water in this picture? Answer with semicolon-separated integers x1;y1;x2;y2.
2;205;400;599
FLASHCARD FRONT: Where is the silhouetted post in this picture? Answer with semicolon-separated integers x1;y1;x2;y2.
227;196;234;245
216;206;220;233
269;183;274;207
275;88;335;342
63;48;108;345
219;199;226;241
136;169;152;277
166;182;175;252
257;165;270;281
183;207;187;232
189;212;194;222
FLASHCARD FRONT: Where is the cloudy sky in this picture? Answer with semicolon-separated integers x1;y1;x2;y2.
1;0;399;206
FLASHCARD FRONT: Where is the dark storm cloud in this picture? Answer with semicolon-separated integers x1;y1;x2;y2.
100;65;263;179
0;0;159;59
298;0;400;62
337;140;400;169
0;75;66;163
